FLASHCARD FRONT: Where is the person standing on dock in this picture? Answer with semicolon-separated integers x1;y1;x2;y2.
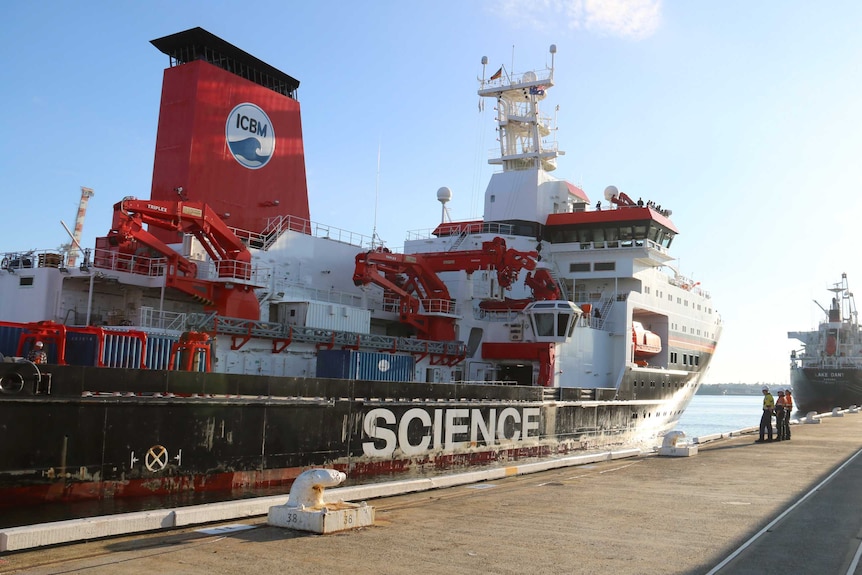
757;386;775;443
782;389;793;440
774;391;786;441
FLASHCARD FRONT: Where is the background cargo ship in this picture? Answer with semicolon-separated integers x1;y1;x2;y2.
789;273;862;414
0;28;721;512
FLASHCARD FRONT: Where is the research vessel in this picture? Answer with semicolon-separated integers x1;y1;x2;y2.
0;28;721;512
789;273;862;413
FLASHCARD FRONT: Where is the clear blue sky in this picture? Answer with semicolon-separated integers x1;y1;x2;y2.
3;1;861;386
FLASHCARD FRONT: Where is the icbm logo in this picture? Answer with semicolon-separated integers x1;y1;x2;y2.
226;103;275;169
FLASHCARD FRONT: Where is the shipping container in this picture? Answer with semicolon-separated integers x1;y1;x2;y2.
316;349;415;382
0;324;24;358
277;301;371;333
65;331;99;366
145;335;180;370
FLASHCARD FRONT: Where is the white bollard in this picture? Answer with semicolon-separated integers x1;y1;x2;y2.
659;430;697;457
832;408;845;417
804;411;821;424
268;469;374;534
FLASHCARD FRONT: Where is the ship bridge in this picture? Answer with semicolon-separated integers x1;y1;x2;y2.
544;205;678;263
525;300;582;342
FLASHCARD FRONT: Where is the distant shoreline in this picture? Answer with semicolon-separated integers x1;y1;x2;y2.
699;383;789;396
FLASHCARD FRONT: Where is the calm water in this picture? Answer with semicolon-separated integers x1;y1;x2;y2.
676;394;764;437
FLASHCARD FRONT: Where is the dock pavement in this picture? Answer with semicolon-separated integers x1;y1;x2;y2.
3;410;862;575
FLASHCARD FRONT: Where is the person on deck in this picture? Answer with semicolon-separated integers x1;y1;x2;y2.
27;341;47;364
781;389;793;440
774;391;786;441
756;386;774;443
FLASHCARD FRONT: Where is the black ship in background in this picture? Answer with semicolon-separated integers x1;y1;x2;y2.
789;273;862;414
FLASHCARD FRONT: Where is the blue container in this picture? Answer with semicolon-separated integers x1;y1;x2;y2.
145;335;179;370
65;332;99;366
0;325;23;357
316;349;415;382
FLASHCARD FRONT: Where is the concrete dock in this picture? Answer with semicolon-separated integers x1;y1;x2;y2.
3;412;862;574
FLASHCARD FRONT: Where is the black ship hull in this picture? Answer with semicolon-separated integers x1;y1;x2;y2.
791;366;862;414
0;362;692;517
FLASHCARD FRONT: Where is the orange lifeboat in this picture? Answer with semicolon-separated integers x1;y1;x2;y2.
632;321;662;358
826;334;837;356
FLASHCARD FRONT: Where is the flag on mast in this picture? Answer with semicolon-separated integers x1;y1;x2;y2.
490;67;502;81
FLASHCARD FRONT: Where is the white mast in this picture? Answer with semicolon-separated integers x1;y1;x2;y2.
478;44;560;173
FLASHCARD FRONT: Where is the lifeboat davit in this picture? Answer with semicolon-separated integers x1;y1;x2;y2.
632;321;662;358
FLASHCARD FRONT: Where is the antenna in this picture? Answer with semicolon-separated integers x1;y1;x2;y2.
437;187;453;223
371;141;382;248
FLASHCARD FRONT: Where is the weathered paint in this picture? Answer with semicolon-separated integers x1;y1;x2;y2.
0;362;680;515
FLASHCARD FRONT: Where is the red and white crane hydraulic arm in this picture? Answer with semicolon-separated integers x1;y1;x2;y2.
352;237;538;341
104;198;260;320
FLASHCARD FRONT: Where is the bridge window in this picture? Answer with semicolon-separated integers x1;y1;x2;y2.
557;314;569;337
534;313;555;337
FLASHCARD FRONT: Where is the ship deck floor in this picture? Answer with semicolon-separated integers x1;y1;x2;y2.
4;412;862;574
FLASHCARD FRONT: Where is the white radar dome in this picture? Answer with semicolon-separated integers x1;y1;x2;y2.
603;185;619;201
437;187;452;204
523;71;537;83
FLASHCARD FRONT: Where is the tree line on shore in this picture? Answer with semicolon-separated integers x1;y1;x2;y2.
698;383;788;395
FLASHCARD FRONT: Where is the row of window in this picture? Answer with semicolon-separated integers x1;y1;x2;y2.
547;222;675;249
634;380;687;389
645;285;712;314
569;262;615;273
670;352;700;366
669;322;715;339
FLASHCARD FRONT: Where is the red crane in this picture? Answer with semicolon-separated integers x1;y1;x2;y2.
100;198;260;320
353;237;538;341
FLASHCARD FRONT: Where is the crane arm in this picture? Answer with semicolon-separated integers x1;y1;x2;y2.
102;198;259;320
352;237;539;341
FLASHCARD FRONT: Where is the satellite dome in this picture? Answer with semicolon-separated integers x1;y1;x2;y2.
603;185;619;201
523;71;537;83
437;186;452;203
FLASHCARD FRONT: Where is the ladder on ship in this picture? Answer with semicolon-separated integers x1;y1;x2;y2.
447;231;469;252
595;297;614;329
